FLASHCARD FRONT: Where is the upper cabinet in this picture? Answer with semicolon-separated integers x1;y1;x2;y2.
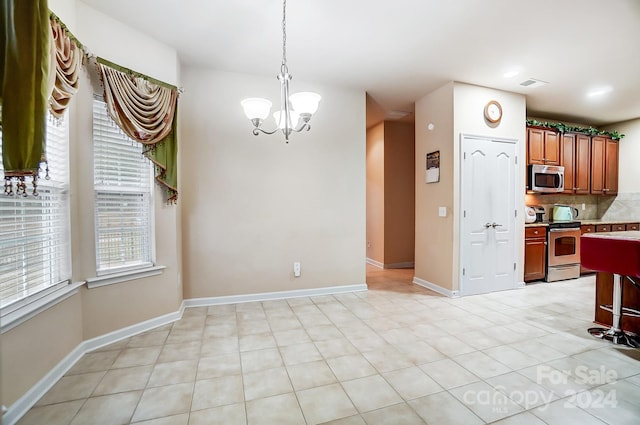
591;136;618;195
526;125;619;196
527;128;560;165
560;133;591;195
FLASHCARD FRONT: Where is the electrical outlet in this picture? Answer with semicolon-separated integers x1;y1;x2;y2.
293;262;301;277
582;203;586;211
367;241;371;248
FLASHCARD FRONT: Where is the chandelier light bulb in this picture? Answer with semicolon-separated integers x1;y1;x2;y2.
273;110;300;129
241;98;272;120
289;92;321;115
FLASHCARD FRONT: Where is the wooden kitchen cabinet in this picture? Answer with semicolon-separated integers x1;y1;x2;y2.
527;128;560;165
524;227;546;282
612;224;626;232
627;223;640;231
580;225;596;274
591;136;618;195
596;224;611;232
560;133;591;194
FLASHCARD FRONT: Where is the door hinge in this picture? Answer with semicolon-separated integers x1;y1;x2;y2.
514;263;516;271
463;268;466;276
464;152;467;160
464;210;466;218
514;209;517;218
515;156;518;165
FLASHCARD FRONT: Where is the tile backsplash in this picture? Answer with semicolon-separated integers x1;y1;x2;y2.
526;194;600;221
526;193;640;221
598;193;640;221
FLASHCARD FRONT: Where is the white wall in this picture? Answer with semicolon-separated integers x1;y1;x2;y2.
180;68;366;298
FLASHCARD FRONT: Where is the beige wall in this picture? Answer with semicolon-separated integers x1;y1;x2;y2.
180;68;366;298
366;123;385;263
605;118;640;194
383;122;415;265
414;83;455;289
2;0;183;408
414;82;526;292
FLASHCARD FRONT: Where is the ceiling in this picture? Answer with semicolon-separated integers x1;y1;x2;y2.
81;0;640;127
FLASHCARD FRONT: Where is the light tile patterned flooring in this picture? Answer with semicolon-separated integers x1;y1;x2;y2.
18;266;640;424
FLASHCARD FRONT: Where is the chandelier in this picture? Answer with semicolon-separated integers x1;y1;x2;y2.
240;0;321;143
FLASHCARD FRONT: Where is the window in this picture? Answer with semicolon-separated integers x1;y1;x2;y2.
0;117;71;309
93;98;153;274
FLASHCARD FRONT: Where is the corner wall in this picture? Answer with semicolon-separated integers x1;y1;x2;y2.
366;123;385;264
600;118;640;219
414;83;455;289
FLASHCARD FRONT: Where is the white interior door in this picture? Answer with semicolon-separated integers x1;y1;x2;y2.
460;135;517;296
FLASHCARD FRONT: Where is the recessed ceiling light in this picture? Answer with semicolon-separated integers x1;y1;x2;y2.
587;86;613;97
503;70;519;78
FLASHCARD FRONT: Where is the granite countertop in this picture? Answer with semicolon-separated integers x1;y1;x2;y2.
582;230;640;240
525;222;549;228
580;219;640;225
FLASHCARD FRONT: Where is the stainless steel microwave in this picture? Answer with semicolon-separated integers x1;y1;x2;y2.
528;164;564;193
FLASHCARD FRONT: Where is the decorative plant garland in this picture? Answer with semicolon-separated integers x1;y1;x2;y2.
526;119;625;140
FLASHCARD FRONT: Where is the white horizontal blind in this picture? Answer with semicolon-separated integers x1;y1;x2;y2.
93;99;153;273
0;117;71;308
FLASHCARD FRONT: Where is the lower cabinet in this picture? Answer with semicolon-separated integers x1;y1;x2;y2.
524;227;546;282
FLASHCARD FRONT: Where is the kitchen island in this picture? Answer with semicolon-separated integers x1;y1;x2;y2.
581;231;640;344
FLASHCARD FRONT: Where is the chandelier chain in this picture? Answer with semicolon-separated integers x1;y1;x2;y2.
281;0;287;68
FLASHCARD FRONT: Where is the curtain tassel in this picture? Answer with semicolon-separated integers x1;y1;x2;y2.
4;178;14;196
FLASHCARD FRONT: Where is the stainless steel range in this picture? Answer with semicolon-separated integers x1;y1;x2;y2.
546;221;581;282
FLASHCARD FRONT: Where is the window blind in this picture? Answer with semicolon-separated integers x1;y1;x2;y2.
0;117;71;308
93;99;153;273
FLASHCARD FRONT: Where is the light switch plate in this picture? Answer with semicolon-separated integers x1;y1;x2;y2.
438;207;447;217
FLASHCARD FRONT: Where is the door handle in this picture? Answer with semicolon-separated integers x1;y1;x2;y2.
491;223;503;228
483;223;492;229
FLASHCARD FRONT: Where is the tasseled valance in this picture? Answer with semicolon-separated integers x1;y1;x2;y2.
96;57;179;202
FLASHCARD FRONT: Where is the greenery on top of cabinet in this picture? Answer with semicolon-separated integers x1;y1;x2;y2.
526;119;625;140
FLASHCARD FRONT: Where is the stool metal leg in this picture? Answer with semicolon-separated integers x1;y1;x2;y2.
589;273;640;348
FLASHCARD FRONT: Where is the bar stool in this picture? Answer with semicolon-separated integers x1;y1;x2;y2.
581;231;640;349
588;275;640;348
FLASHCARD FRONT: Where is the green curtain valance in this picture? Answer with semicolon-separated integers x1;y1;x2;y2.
96;57;179;202
2;2;84;196
1;0;51;196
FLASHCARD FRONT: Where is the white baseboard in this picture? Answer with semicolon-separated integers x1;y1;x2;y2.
184;284;368;307
384;261;414;269
366;259;414;269
366;258;384;268
3;304;185;425
413;276;460;298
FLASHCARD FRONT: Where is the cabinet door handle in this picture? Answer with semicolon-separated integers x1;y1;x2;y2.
484;223;492;229
491;223;503;228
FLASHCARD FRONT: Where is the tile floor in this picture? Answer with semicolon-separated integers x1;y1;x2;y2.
17;266;640;425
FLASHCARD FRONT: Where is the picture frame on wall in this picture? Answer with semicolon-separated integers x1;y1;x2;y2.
426;150;440;183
